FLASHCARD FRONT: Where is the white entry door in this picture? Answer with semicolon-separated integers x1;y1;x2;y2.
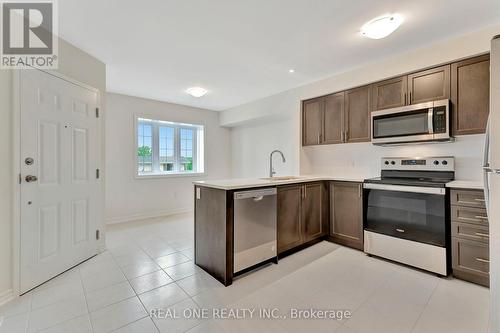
19;69;101;293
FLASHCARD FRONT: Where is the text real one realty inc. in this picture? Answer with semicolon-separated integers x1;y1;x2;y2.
150;308;352;320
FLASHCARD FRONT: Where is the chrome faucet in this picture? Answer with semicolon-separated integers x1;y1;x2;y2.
269;150;286;178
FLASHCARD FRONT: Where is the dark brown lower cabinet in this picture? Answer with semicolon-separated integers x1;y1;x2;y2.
451;188;490;287
329;182;363;250
277;185;303;253
277;182;327;254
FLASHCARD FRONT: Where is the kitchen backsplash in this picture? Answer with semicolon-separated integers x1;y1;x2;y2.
300;134;485;181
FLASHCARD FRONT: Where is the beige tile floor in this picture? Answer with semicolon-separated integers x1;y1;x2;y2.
0;213;490;333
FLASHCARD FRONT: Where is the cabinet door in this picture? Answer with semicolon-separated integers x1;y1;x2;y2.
344;85;371;143
302;183;324;242
277;185;303;253
408;65;450;104
302;97;323;146
330;182;363;250
371;76;408;111
323;92;344;144
451;55;490;135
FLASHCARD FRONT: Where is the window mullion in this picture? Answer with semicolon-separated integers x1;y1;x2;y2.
151;123;157;173
175;126;180;172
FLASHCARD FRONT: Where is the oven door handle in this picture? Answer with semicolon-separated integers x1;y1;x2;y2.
363;183;446;195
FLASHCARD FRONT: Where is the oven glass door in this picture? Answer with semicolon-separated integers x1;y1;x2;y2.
373;109;431;139
364;188;446;247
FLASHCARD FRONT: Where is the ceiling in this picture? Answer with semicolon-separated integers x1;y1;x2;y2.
59;0;500;111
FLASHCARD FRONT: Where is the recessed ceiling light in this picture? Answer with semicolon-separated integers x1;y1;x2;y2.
186;87;208;97
288;69;295;73
360;14;404;39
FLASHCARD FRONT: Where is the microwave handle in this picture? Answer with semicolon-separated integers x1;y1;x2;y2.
428;108;434;134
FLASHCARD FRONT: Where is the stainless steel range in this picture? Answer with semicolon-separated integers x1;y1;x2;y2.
363;157;455;275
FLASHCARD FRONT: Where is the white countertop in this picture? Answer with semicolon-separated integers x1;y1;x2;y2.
446;180;484;190
193;175;367;190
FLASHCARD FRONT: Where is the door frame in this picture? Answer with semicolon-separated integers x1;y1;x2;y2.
12;68;102;296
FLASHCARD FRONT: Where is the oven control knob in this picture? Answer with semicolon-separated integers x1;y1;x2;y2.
442;160;448;166
385;161;390;165
434;160;440;165
390;161;396;165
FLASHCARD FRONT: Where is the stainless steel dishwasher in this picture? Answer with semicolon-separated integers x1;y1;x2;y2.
233;188;277;274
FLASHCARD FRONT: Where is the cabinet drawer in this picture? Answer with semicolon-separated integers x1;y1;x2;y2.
451;189;486;208
452;237;489;275
451;222;489;243
451;206;488;226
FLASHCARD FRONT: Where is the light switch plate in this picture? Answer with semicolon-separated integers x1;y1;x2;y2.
196;187;201;200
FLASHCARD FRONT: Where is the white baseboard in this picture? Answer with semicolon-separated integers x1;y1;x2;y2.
105;208;193;225
0;289;15;307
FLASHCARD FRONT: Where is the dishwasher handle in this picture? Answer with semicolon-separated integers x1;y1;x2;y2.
234;188;277;200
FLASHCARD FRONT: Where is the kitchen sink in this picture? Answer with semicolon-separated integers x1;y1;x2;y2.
260;176;303;181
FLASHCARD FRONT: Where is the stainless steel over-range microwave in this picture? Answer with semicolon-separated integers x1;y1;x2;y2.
371;99;451;145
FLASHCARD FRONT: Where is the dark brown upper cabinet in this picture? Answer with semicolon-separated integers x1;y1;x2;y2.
407;65;451;104
451;54;490;135
371;76;408;111
344;86;371;143
329;182;363;250
302;97;323;146
323;92;344;144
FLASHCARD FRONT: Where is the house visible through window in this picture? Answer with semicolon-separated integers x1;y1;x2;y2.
136;117;204;176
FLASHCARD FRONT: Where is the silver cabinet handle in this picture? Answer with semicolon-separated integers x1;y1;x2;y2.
396;228;405;233
474;232;489;238
475;258;490;264
474;215;488;220
475;198;486;202
253;196;264;202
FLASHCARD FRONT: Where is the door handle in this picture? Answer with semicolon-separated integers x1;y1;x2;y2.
25;175;38;182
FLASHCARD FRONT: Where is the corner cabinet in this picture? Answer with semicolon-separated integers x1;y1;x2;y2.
329;182;364;250
277;182;328;254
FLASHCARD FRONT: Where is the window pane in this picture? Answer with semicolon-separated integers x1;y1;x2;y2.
137;122;153;174
179;128;194;171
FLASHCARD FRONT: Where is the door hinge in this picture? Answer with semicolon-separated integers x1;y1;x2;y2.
96;229;100;240
18;173;22;184
96;169;100;179
95;107;99;118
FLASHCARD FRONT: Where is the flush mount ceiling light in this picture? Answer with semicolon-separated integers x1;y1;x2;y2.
186;87;208;97
288;69;295;73
360;14;404;39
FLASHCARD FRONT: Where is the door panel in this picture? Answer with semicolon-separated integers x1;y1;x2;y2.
451;55;490;135
303;183;323;241
277;185;303;253
302;98;323;146
323;93;344;144
345;86;371;142
371;76;408;111
38;121;60;185
20;69;100;293
408;65;451;104
330;182;363;250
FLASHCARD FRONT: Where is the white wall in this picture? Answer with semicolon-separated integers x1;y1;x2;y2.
0;39;106;302
105;93;231;223
222;24;500;182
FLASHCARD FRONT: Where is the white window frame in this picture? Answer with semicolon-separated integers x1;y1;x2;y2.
134;115;205;179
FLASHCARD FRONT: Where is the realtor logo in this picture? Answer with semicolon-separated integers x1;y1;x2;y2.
1;0;58;69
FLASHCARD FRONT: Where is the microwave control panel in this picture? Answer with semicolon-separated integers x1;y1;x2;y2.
433;106;447;133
